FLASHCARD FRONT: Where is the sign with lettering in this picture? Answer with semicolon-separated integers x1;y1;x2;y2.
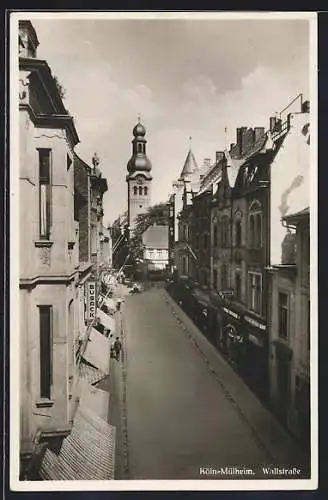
244;315;266;331
223;307;240;320
86;281;96;321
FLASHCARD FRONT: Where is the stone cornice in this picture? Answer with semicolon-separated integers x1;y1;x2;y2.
20;270;79;288
19;103;79;149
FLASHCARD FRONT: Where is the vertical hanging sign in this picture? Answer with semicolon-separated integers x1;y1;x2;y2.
86;281;96;321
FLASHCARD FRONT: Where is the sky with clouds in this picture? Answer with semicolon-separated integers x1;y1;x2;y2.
31;15;310;225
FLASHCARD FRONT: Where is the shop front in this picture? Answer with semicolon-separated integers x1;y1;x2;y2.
221;305;245;366
242;312;269;401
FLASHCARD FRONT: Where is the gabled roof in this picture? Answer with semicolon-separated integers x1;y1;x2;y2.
179;149;199;181
142;225;168;249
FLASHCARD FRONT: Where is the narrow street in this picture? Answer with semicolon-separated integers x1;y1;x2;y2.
111;284;309;480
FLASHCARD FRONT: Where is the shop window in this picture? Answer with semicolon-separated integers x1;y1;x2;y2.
249;200;262;249
144;186;148;196
139;186;143;196
38;149;52;239
133;186;138;196
248;272;262;314
278;291;289;339
38;305;53;399
236;219;242;247
235;273;241;300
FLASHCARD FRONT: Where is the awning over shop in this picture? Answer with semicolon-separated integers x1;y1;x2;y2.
99;295;117;312
39;404;116;480
97;309;116;332
82;327;110;373
78;358;106;385
78;378;109;423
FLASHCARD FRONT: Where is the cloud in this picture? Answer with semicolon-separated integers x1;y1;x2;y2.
30;17;310;225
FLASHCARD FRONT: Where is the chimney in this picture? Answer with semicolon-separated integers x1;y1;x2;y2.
269;117;276;132
236;127;247;156
216;151;224;163
19;21;39;58
254;127;265;143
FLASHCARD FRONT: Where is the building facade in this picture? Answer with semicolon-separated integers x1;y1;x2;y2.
18;21;111;478
19;21;81;476
126;119;153;234
267;96;310;446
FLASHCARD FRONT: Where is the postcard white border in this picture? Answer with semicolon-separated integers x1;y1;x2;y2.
9;10;318;492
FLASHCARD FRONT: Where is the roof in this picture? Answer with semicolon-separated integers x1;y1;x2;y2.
39;404;116;480
283;207;310;224
142;225;168;249
179;149;199;180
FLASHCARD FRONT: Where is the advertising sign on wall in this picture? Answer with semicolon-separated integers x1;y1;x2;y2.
86;281;96;321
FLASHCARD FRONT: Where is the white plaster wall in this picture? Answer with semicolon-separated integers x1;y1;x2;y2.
270;112;310;265
20;282;76;449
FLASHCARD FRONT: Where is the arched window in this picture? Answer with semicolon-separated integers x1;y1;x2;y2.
236;219;242;247
221;264;228;289
221;216;229;247
144;186;148;196
137;143;142;153
133;186;138;196
249;200;262;249
139;186;143;196
213;224;218;247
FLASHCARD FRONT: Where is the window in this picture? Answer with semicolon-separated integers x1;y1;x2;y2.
137;143;142;153
203;233;208;249
39;149;51;239
248;272;262;314
144;186;148;196
213;224;218;247
221;264;228;289
38;305;53;399
278;292;289;339
235;273;241;300
236;220;242;247
139;186;143;196
133;186;138;196
221;216;229;247
249;200;262;249
213;269;218;289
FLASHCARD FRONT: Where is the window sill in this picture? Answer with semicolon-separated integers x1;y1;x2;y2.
35;240;54;248
36;399;54;408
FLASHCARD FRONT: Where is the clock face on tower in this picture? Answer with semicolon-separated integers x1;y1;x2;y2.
136;175;144;185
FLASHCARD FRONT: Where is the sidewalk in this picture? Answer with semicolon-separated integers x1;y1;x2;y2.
162;288;310;473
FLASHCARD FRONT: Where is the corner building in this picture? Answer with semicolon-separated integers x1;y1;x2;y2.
19;21;80;475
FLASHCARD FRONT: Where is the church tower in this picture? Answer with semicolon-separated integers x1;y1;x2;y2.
126;118;153;234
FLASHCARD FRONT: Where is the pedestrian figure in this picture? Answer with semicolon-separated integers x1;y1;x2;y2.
113;337;122;361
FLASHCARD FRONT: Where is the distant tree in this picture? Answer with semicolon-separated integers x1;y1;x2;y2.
53;75;66;100
129;202;169;262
